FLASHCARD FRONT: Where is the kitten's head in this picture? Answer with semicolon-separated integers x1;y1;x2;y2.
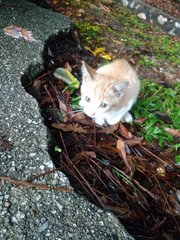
80;61;129;119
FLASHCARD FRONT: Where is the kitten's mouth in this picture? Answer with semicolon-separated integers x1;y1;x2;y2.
83;110;96;118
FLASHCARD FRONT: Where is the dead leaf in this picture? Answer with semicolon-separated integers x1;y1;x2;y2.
156;165;166;176
119;123;133;139
124;137;143;146
71;151;96;163
21;28;36;42
99;3;111;13
57;97;68;115
134;118;147;124
116;138;126;161
64;62;72;72
71;112;86;121
33;79;41;90
70;112;94;126
51;123;87;133
98;124;118;134
4;25;36;42
129;58;136;65
164;128;180;137
97;142;118;154
116;138;132;172
139;47;152;54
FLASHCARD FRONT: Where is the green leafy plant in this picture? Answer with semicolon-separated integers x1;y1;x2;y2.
138;56;158;68
132;80;180;149
153;36;180;65
115;14;179;66
70;95;81;109
176;155;180;165
54;146;62;153
75;22;100;42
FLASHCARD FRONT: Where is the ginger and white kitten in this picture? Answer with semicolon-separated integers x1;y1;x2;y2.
79;59;140;126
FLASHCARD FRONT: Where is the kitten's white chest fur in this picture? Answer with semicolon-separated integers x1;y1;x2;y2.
80;59;140;126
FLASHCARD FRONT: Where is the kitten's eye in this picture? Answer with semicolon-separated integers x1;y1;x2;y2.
100;103;108;108
85;96;91;103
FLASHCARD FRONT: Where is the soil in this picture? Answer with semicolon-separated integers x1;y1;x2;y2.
144;0;180;19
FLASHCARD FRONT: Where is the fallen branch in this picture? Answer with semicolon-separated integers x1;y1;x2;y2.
0;176;72;192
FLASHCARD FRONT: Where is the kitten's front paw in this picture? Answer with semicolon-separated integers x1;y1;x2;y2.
79;99;83;107
94;116;106;126
123;112;133;123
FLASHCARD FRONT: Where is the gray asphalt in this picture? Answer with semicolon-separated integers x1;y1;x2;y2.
0;0;133;239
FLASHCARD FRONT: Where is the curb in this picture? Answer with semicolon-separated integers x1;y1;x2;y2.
117;0;180;35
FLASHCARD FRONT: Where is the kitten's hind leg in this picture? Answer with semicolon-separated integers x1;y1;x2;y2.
123;112;133;123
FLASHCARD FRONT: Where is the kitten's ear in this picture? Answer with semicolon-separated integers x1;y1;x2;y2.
111;81;129;98
81;61;96;82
